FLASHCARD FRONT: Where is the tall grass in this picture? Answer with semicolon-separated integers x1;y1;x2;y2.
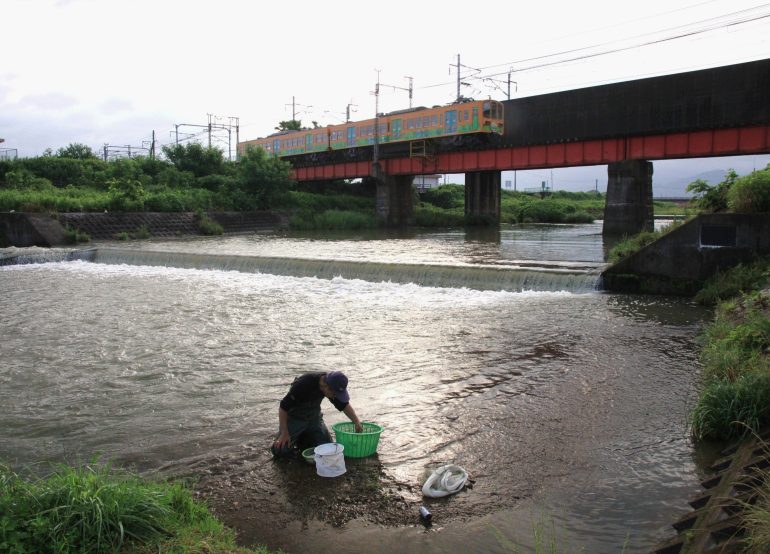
694;258;770;306
690;262;770;441
690;372;770;440
742;444;770;553
606;220;687;263
0;462;272;554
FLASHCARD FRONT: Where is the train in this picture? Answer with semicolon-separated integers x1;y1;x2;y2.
237;98;505;160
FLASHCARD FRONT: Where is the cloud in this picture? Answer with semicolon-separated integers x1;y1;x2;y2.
100;97;134;115
20;92;80;112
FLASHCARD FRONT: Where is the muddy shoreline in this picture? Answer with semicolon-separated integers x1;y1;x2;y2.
190;448;495;550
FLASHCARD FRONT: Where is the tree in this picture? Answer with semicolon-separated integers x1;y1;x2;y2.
57;143;97;159
275;120;302;132
238;145;294;209
161;143;225;178
686;169;738;213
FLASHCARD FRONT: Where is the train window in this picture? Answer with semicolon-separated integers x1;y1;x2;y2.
431;115;438;126
408;119;414;130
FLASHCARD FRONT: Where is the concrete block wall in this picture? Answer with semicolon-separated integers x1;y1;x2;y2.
601;213;770;295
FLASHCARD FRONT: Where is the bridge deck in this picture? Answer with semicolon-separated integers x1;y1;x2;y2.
293;123;770;180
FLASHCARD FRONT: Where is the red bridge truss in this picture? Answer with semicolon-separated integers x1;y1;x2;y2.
292;124;770;181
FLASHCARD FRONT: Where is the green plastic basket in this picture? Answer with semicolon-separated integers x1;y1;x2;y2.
332;421;383;458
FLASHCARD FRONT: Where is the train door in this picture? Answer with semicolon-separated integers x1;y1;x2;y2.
305;134;313;152
347;126;356;147
445;110;458;134
392;119;402;140
272;139;280;153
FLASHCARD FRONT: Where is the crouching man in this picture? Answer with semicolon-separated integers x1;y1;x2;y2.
271;370;362;458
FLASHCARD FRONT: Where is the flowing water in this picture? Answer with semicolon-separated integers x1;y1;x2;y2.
0;222;715;553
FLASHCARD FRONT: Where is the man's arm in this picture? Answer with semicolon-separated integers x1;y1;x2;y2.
343;403;363;433
274;407;291;448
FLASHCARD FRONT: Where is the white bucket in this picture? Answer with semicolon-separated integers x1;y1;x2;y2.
314;442;346;477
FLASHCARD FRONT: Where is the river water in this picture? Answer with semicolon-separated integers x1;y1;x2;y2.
0;222;714;553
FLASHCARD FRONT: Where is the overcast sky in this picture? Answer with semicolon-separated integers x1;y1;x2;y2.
3;0;770;193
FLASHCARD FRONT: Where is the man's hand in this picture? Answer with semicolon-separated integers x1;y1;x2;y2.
355;421;363;433
274;431;291;450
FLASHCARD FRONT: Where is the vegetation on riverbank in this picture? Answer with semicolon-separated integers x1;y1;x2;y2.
0;462;274;554
0;143;616;232
689;258;770;441
686;258;770;551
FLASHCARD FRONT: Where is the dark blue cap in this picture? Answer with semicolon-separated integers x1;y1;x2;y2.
326;371;349;403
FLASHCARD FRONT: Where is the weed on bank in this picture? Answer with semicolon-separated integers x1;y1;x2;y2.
0;462;274;554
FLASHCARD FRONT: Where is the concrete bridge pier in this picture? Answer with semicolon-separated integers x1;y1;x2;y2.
465;170;501;223
603;160;654;236
373;165;414;226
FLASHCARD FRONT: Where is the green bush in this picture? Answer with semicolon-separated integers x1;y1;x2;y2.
563;211;594;223
687;170;738;213
728;170;770;213
195;211;224;235
64;226;90;244
421;185;464;209
518;201;566;223
414;204;465;227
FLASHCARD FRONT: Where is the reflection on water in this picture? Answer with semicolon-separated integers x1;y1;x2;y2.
0;224;711;553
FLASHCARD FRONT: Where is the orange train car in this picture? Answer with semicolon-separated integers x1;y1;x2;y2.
237;99;504;159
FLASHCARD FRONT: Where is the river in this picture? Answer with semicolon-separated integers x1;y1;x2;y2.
0;221;715;553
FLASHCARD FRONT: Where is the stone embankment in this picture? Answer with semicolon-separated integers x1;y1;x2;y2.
654;428;770;553
0;211;290;246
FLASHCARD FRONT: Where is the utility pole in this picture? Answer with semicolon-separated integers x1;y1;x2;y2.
456;54;461;102
405;76;413;108
378;77;414;109
231;116;240;160
151;130;156;159
373;70;381;166
173;115;241;160
285;97;312;124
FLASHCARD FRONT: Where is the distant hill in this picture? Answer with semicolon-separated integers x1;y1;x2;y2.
653;168;728;198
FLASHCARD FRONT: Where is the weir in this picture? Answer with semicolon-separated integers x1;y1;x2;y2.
3;247;604;293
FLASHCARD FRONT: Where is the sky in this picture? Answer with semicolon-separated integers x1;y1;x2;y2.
2;0;770;194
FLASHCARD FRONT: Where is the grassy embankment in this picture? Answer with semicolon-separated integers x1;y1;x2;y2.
0;462;276;554
687;259;770;552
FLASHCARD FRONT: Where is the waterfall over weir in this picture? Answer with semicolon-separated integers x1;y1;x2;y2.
38;247;604;293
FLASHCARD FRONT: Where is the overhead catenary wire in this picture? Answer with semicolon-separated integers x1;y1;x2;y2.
418;3;770;92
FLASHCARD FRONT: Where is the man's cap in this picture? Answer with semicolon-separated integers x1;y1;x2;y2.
326;371;349;403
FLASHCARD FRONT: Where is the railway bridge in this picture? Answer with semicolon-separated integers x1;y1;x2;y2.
286;58;770;235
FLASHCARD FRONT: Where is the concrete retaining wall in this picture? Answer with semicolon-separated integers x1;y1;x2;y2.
0;211;290;247
601;213;770;295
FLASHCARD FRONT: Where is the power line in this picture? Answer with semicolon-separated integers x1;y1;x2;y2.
418;5;770;92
